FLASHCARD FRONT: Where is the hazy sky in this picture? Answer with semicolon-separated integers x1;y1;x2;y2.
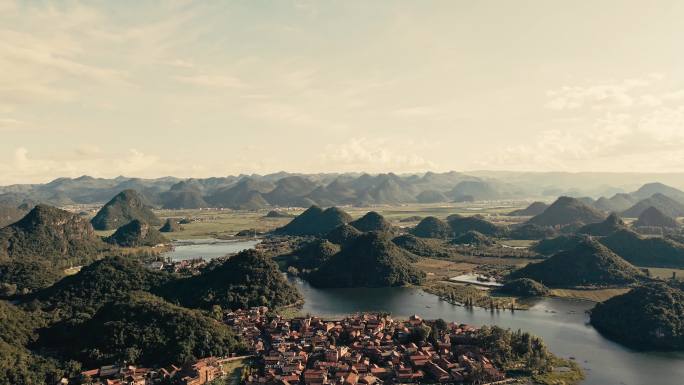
2;0;684;184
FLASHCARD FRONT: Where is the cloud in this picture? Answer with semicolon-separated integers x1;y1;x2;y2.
545;74;663;111
479;74;684;172
320;137;438;173
175;74;246;89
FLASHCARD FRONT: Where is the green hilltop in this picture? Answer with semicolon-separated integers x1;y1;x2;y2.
91;189;161;230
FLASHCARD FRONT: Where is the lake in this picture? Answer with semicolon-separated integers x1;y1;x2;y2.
162;238;261;261
164;239;684;385
292;278;684;385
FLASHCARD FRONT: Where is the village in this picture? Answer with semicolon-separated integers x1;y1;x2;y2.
73;308;510;385
229;308;506;385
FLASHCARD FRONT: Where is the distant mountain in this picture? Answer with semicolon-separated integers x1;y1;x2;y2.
307;232;425;288
0;201;31;228
263;176;319;206
349;211;393;233
577;213;627;236
510;238;642;287
106;220;168;247
415;190;448;203
306;179;357;206
362;177;416;205
622;193;684;218
274;205;352;236
528;196;606;227
591;283;684;351
448;215;506;237
507;202;549;217
410;216;451;239
205;178;274;209
634;207;679;229
600;229;684;268
159;181;208;209
91;189;161;230
631;182;684;203
448;179;522;201
159;218;183;232
594;193;639;213
158;249;301;310
0;205;106;292
448;180;501;201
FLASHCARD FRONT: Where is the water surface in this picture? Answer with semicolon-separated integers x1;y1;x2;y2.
162;238;260;261
292;277;684;385
164;240;684;385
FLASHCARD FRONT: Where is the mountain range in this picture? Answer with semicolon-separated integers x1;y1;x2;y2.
3;172;684;213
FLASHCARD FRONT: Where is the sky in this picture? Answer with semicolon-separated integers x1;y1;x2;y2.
1;0;684;184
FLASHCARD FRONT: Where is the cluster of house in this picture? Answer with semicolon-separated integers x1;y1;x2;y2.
76;357;227;385
146;257;207;274
225;308;505;385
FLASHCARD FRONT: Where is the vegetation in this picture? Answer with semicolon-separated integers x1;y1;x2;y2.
91;189;161;230
590;282;684;350
391;234;452;258
509;223;558;240
532;235;581;256
472;326;553;374
507;201;549;217
635;206;679;229
509;238;643;287
39;292;245;367
622;193;684;218
424;282;521;310
499;278;550;297
349;211;393;233
528;196;605;227
0;205;108;293
600;229;684;268
106;219;168;247
448;215;506;237
276;239;340;272
451;231;495;246
274;205;352;236
29;256;175;318
159;218;184;232
159;249;302;310
325;223;362;245
307;232;425;288
0;300;78;385
577;213;626;236
410;216;451;239
264;210;294;218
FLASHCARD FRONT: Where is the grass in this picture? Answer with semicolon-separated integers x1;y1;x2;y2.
549;288;630;302
423;281;528;310
149;201;533;240
412;258;479;281
154;209;293;239
530;357;585;385
646;267;684;281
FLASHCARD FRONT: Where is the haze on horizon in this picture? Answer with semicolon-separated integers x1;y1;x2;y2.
2;0;684;185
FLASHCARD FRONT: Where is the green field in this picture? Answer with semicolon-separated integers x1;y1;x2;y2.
151;201;532;240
